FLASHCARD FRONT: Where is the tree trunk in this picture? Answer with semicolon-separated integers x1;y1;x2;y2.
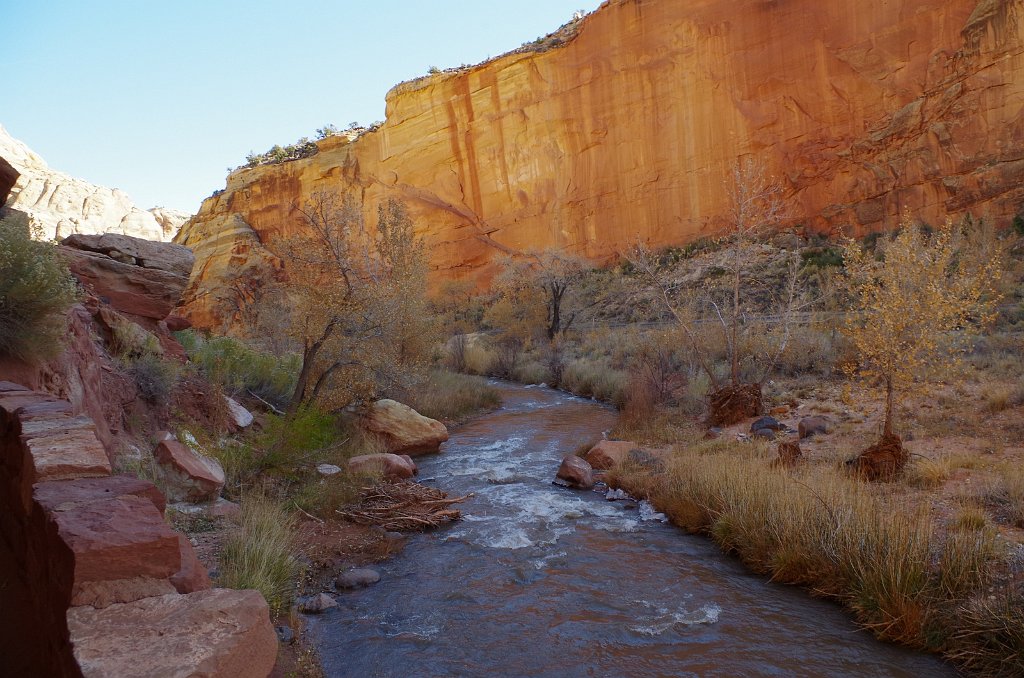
547;284;564;341
731;256;741;385
288;343;319;416
883;375;894;438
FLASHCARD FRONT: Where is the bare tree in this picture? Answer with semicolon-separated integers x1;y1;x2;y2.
488;248;594;342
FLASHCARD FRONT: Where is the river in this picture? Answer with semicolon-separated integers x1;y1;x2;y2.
310;382;954;677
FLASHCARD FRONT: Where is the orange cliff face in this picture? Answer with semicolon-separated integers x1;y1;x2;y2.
175;0;1024;330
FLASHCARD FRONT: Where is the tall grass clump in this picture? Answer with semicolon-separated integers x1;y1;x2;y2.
218;495;300;615
561;359;628;406
177;331;299;410
401;369;501;422
609;441;1006;653
0;214;77;363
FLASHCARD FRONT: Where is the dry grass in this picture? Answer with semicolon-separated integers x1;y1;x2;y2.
218;495;301;615
609;440;1009;654
904;453;982;489
987;462;1024;528
402;369;501;423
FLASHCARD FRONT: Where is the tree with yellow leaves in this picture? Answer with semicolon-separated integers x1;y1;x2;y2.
278;191;434;414
841;211;1003;446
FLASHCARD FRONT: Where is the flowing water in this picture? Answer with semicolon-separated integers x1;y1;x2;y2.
311;382;954;677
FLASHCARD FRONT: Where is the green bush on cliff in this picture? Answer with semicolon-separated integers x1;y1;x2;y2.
0;213;78;363
176;331;299;410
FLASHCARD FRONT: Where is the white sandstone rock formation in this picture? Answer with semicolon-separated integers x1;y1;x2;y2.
0;124;189;241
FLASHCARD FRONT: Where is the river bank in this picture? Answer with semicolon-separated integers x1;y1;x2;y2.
603;378;1024;676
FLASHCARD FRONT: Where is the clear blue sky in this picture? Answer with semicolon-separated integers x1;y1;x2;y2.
2;1;603;213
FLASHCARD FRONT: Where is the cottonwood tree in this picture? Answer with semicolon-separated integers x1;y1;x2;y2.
277;191;434;414
841;211;1003;442
629;156;797;424
487;248;593;342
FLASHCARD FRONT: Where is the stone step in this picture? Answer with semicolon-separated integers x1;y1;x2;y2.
48;493;183;608
67;588;277;678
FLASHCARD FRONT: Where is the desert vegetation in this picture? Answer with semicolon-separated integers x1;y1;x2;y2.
431;202;1023;674
0;213;77;363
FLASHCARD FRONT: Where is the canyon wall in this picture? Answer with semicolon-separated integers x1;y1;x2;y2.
176;0;1024;328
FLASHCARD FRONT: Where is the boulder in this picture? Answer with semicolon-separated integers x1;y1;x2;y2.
62;233;195;277
347;453;416;481
584;440;638;470
335;569;381;590
47;494;183;608
360;399;448;455
59;246;189;321
170;534;212;594
67;589;277;678
33;474;167;515
554;455;595;490
752;428;777;441
298;592;339;612
224;396;254;429
750;416;783;432
152;439;225;503
798;416;832;439
164;314;192;332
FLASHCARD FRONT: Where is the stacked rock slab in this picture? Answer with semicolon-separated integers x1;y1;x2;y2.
0;382;276;677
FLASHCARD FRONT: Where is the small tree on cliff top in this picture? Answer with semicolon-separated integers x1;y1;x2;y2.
841;211;1003;440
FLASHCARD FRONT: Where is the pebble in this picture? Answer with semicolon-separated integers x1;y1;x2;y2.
275;625;295;644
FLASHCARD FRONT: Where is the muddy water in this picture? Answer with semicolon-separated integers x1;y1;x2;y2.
311;382;954;677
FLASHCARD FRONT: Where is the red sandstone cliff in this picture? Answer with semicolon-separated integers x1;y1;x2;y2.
175;0;1024;328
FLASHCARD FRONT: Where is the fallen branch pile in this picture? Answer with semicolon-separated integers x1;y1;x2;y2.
338;481;472;531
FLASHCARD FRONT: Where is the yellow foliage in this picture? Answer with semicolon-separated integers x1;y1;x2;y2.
841;211;1003;435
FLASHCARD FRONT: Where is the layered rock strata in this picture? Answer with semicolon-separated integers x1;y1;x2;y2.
176;0;1024;329
0;124;188;241
0;383;275;677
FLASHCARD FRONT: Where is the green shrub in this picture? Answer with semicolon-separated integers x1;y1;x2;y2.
0;214;77;363
179;332;299;410
218;495;299;615
211;407;338;494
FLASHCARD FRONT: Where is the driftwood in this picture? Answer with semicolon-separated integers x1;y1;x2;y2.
338;481;472;531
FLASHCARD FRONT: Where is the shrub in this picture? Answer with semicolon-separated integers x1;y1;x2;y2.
211;407;338;495
0;214;77;363
561;359;628;406
218;495;299;615
179;332;299;410
128;352;179;405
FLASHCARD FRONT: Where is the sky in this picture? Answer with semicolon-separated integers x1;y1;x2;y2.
2;0;603;213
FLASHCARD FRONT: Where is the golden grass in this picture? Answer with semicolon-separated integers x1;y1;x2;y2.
403;369;501;423
218;495;300;615
609;439;1008;654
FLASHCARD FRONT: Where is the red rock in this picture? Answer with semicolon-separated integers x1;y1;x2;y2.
164;314;192;332
62;233;194;278
584;440;639;471
153;440;225;502
348;453;417;481
178;0;1024;330
555;455;595;490
170;534;212;594
67;588;277;678
34;474;167;515
60;246;188;321
20;415;111;483
360;399;448;455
